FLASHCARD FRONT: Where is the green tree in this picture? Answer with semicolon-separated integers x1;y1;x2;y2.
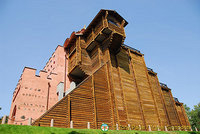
190;103;200;130
183;104;191;119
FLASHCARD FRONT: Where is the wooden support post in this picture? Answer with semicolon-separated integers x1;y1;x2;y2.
165;126;168;131
50;119;54;127
87;122;90;129
139;125;141;131
157;125;160;131
92;74;97;129
97;44;102;67
105;63;115;129
172;126;174;131
105;11;109;27
128;124;131;130
92;28;94;41
70;121;73;128
68;95;71;128
148;125;152;131
178;126;181;131
1;115;6;124
116;124;119;130
28;118;32;126
78;36;81;63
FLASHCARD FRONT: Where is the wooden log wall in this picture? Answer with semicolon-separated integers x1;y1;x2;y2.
148;72;170;127
70;77;94;129
129;51;159;126
161;88;181;126
33;47;190;129
110;52;128;126
93;65;112;128
115;49;144;126
175;103;190;126
32;96;69;127
33;64;112;129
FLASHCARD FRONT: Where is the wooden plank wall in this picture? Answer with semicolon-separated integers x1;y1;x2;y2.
181;104;190;126
110;52;128;126
148;73;170;127
161;88;181;126
116;49;144;126
93;65;113;129
32;96;69;127
70;77;95;129
33;64;112;129
33;46;189;129
175;103;190;126
129;51;159;126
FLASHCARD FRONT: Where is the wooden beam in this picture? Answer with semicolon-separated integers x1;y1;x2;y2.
92;74;97;129
105;63;115;129
68;95;71;128
107;49;120;127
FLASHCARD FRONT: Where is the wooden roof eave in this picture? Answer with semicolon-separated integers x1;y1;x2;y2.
161;86;171;91
148;70;157;76
64;32;76;49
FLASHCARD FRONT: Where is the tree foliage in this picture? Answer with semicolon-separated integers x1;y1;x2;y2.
184;103;200;131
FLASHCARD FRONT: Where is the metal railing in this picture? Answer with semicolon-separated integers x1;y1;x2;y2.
147;67;153;72
174;97;179;103
160;82;168;88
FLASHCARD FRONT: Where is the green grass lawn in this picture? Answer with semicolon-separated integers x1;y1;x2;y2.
0;124;199;134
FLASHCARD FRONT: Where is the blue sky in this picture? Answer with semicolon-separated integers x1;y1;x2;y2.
0;0;199;117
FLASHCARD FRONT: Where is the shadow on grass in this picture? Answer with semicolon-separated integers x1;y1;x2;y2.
68;131;82;134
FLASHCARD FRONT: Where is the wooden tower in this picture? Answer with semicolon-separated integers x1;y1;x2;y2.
32;9;190;130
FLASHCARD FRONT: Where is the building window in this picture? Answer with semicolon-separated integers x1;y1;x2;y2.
108;19;119;27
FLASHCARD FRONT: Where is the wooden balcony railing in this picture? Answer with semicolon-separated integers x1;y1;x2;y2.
85;21;104;48
85;20;124;50
68;52;77;73
108;22;124;35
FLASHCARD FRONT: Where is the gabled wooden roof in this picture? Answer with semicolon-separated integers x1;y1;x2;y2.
84;9;128;37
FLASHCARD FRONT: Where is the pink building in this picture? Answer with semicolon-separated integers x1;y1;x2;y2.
8;45;70;125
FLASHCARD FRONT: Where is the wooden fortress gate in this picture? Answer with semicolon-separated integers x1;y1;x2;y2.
32;9;190;130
